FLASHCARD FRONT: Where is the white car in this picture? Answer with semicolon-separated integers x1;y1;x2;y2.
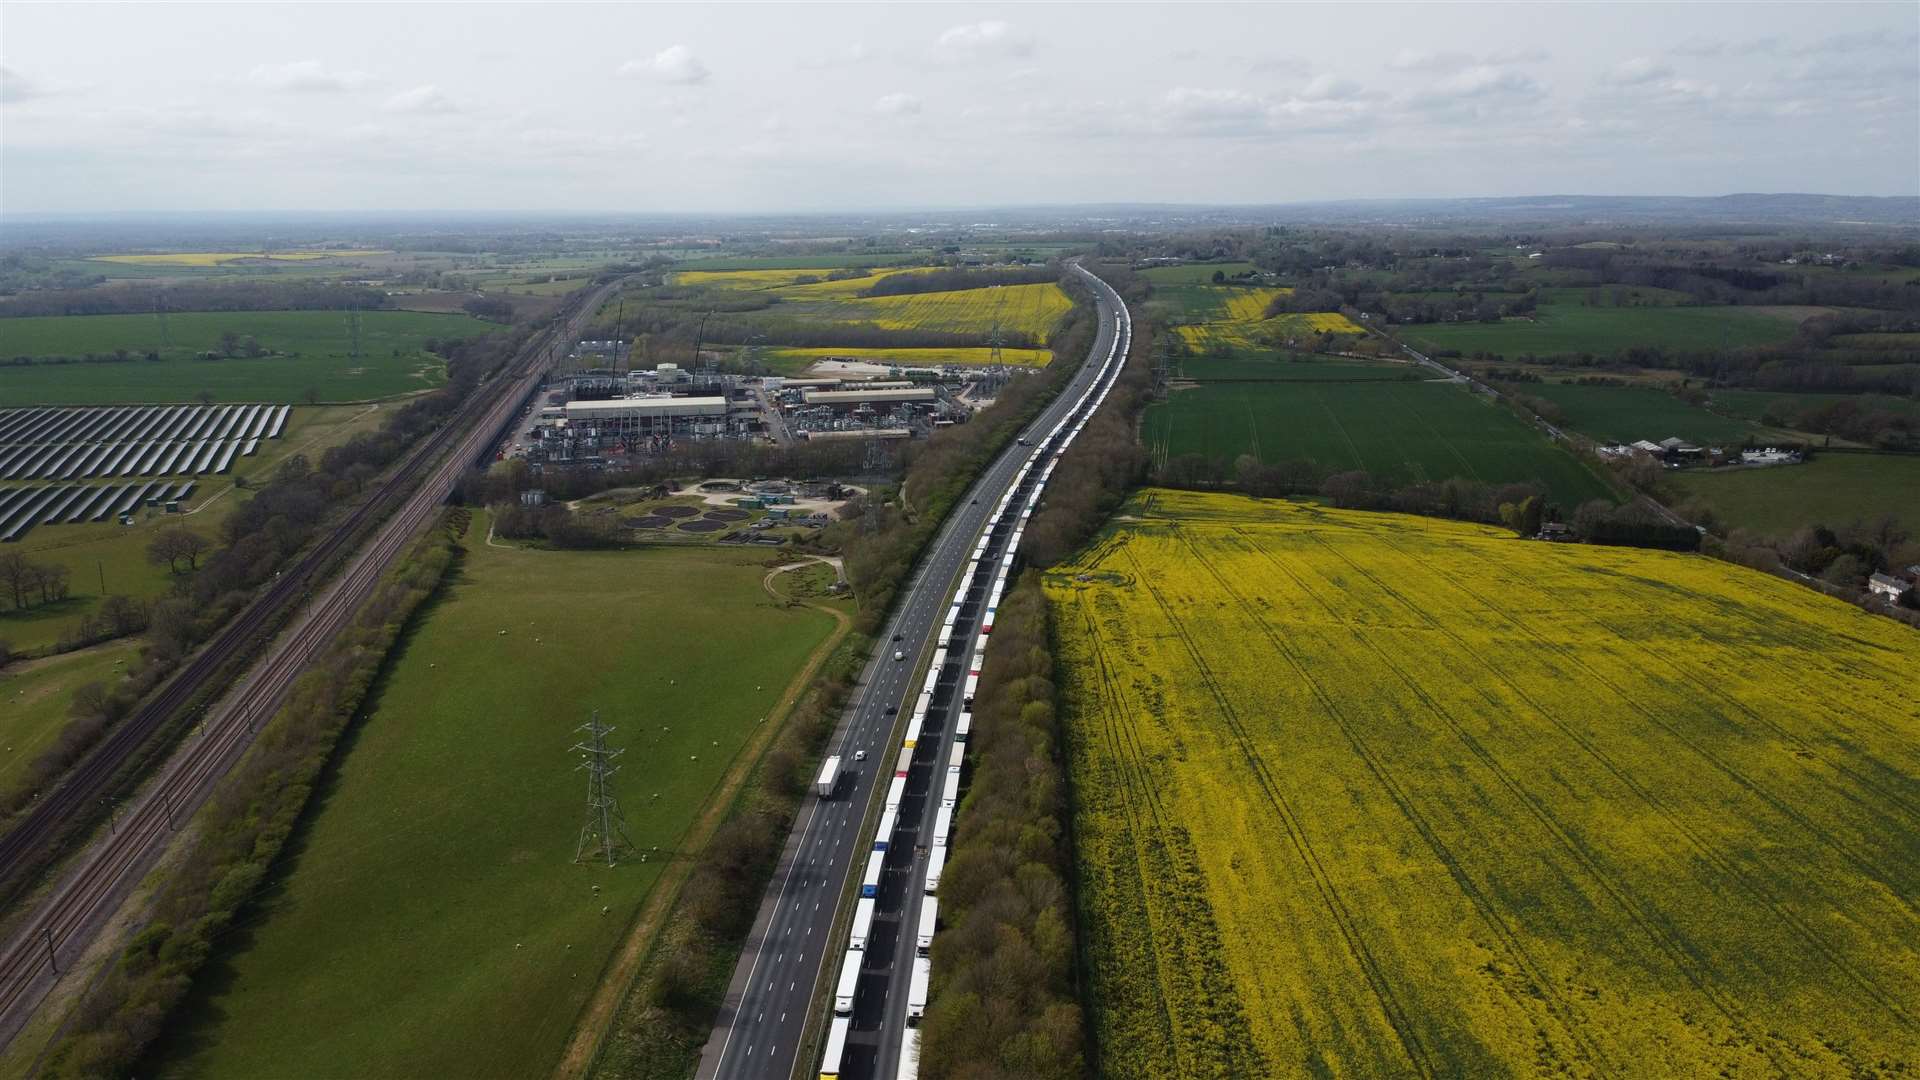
893;650;905;661
854;750;868;762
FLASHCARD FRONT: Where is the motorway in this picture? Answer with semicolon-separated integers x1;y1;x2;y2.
698;264;1127;1080
0;277;623;1050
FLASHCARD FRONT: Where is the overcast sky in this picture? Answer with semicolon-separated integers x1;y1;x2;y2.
1;2;1915;215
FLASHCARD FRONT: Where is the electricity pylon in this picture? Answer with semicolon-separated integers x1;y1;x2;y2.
571;711;634;866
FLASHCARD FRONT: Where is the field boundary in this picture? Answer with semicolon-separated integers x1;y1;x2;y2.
553;562;853;1080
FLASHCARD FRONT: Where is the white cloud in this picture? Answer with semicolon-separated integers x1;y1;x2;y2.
382;85;458;114
1300;74;1363;102
1152;86;1374;138
620;45;710;85
873;92;922;116
1389;49;1475;73
1407;65;1545;111
0;66;46;104
1602;57;1675;86
1391;48;1547;73
936;21;1032;59
798;43;870;69
246;60;373;93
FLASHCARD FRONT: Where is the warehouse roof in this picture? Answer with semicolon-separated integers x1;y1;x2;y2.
563;396;728;415
803;388;937;405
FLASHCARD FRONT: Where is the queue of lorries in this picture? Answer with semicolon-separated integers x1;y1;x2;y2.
818;284;1131;1080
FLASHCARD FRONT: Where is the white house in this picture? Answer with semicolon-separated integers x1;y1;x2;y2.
1868;573;1911;603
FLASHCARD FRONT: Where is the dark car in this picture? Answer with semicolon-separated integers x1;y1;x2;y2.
885;705;898;715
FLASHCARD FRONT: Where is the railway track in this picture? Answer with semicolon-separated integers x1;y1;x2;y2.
0;277;624;1047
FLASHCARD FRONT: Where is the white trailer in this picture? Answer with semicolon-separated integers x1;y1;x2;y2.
885;775;907;816
820;1016;850;1080
815;755;842;798
861;849;885;898
906;956;931;1025
850;897;876;951
954;712;971;743
916;897;939;956
933;805;953;848
940;768;960;810
874;808;898;852
924;844;946;895
896;1027;920;1080
834;949;862;1016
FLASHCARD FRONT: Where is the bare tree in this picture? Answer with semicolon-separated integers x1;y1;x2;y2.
0;553;31;610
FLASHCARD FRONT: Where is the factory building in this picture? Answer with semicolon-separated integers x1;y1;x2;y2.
562;396;731;436
801;388;939;410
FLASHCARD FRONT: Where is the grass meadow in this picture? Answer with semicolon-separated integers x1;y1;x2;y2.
0;310;489;404
1526;384;1763;444
1712;389;1920;425
1144;381;1615;506
1670;453;1920;535
146;524;838;1079
0;638;141;796
1050;489;1920;1078
1174;347;1417;383
1399;301;1800;357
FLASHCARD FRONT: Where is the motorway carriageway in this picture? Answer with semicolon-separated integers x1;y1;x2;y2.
698;264;1129;1080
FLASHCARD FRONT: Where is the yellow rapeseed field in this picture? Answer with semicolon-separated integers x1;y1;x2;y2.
1048;489;1920;1078
834;282;1073;339
92;250;388;266
1218;286;1292;323
764;346;1051;368
670;266;929;292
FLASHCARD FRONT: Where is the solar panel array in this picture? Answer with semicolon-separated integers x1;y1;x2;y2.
0;480;200;543
0;404;288;482
0;404;289;543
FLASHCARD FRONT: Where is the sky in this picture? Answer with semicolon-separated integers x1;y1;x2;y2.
1;2;1915;214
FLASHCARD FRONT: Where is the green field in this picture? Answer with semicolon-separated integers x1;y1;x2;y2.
0;639;140;796
1145;381;1615;505
1670;453;1920;535
0;310;491;404
1538;285;1698;306
1527;384;1763;444
1400;302;1800;357
148;527;838;1079
1712;389;1920;425
1176;351;1417;382
1140;262;1259;284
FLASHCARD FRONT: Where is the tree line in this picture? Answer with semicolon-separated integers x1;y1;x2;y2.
859;264;1060;298
0;281;391;319
919;574;1084;1079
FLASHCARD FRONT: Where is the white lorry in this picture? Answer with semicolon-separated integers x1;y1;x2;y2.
814;754;842;798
